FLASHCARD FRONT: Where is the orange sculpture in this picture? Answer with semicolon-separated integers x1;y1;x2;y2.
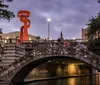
17;10;30;42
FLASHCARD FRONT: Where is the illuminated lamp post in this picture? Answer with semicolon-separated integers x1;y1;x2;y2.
47;18;51;40
72;37;76;40
72;37;76;42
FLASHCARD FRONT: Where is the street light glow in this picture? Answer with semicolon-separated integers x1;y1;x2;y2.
73;37;76;40
47;18;51;22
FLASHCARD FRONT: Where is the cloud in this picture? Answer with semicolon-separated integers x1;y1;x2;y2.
2;0;100;39
0;22;19;33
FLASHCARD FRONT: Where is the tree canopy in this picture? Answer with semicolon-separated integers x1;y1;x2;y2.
87;12;100;39
0;0;15;21
87;12;100;56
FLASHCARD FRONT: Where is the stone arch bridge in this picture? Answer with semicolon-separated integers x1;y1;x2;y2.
0;41;100;84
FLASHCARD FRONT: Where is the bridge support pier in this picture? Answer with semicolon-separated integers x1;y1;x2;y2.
89;66;96;85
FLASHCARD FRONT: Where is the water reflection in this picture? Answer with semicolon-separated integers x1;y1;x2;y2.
67;78;76;85
24;76;100;85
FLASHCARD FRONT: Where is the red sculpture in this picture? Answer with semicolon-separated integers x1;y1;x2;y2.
17;10;30;42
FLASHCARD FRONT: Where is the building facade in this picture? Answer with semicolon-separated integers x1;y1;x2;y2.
1;31;37;40
0;31;39;43
82;28;88;42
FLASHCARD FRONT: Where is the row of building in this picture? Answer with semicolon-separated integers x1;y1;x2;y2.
0;29;87;43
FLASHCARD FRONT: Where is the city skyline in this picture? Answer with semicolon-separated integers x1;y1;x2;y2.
0;0;100;39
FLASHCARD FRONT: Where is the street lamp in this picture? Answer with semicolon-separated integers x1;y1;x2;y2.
72;37;76;43
47;18;51;40
72;37;76;40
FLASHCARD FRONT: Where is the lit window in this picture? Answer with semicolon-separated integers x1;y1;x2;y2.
29;38;32;41
6;37;9;39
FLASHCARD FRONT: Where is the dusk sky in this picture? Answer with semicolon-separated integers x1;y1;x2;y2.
1;0;100;39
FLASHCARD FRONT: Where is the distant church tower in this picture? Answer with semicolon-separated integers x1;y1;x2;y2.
60;30;64;41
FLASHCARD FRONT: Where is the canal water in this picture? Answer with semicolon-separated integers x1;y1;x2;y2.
24;75;100;85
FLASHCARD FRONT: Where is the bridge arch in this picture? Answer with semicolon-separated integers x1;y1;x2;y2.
10;55;97;84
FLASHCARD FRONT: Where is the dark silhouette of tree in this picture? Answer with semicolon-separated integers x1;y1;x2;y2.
98;0;100;3
87;33;100;56
87;12;100;40
87;12;100;56
0;0;15;21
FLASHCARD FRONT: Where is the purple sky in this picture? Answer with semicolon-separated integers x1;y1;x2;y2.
1;0;100;39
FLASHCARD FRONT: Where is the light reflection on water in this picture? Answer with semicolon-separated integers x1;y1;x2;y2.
68;78;76;85
24;75;100;85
